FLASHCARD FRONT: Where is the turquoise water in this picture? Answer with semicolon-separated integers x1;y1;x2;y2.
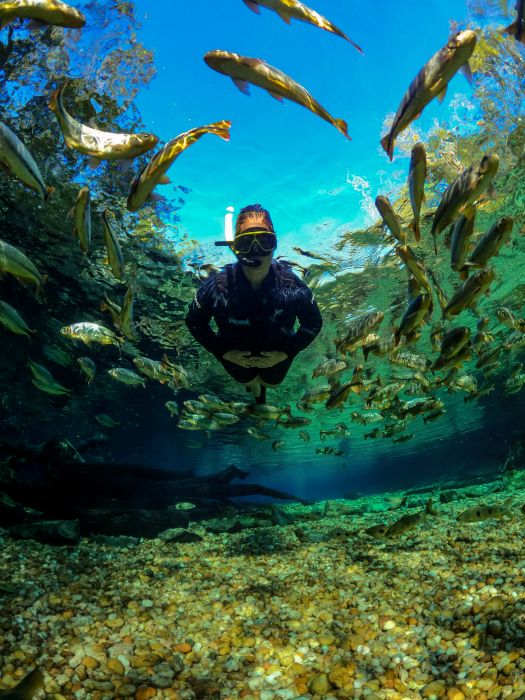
0;0;523;495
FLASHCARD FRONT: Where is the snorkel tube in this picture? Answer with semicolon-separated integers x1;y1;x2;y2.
214;206;263;266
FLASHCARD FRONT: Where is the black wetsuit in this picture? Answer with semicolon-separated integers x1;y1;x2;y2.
185;261;323;384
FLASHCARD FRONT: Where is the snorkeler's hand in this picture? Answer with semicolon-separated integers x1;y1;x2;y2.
249;351;288;368
222;349;255;367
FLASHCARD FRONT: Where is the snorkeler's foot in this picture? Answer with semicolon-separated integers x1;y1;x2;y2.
255;385;267;405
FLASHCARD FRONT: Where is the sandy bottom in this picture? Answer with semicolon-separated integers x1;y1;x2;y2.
1;484;525;700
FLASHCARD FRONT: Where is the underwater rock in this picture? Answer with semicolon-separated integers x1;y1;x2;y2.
0;491;43;526
204;517;242;534
439;490;458;503
9;518;80;544
90;534;142;547
271;506;296;525
502;469;525;490
157;527;203;543
78;508;189;538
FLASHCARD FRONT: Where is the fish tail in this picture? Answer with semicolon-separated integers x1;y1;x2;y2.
212;120;232;141
502;496;514;514
334;118;350;140
380;133;394;160
13;668;44;698
393;328;401;347
503;20;517;35
44;185;54;202
502;19;525;42
413;219;421;243
362;346;370;362
48;87;59;113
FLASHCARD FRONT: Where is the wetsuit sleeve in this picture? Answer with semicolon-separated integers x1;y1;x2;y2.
185;279;230;360
283;285;323;358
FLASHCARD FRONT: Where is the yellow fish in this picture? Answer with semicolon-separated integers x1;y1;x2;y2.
204;51;348;138
127;121;231;211
457;498;512;523
242;0;363;53
0;0;85;28
49;83;158;162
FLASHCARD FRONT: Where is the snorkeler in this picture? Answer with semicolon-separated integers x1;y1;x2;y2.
185;204;323;404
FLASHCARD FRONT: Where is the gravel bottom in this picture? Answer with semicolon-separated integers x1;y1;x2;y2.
1;489;525;700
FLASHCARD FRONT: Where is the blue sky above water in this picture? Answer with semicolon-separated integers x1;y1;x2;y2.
132;0;469;260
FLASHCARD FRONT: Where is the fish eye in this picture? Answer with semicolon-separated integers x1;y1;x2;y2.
476;510;481;516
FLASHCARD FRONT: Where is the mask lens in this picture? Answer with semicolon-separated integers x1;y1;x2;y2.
234;232;276;255
257;233;277;251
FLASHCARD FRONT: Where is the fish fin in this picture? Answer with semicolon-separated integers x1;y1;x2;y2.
412;220;421;243
147;192;166;203
118;159;134;174
486;183;497;199
242;0;261;13
459;268;469;281
86;156;102;169
436;86;448;104
232;78;251;96
433;234;438;255
44;185;54;202
461;61;473;85
277;10;291;24
67;206;74;220
380;134;394;161
48;88;59;112
26;18;47;29
342;33;364;54
157;174;171;184
335;118;350;140
267;89;284;102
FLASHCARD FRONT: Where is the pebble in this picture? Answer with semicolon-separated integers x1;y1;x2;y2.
3;488;525;700
308;672;331;695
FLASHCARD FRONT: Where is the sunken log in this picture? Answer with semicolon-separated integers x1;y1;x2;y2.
1;440;308;535
77;508;191;538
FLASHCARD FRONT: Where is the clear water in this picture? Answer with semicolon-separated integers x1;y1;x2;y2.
0;0;523;500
